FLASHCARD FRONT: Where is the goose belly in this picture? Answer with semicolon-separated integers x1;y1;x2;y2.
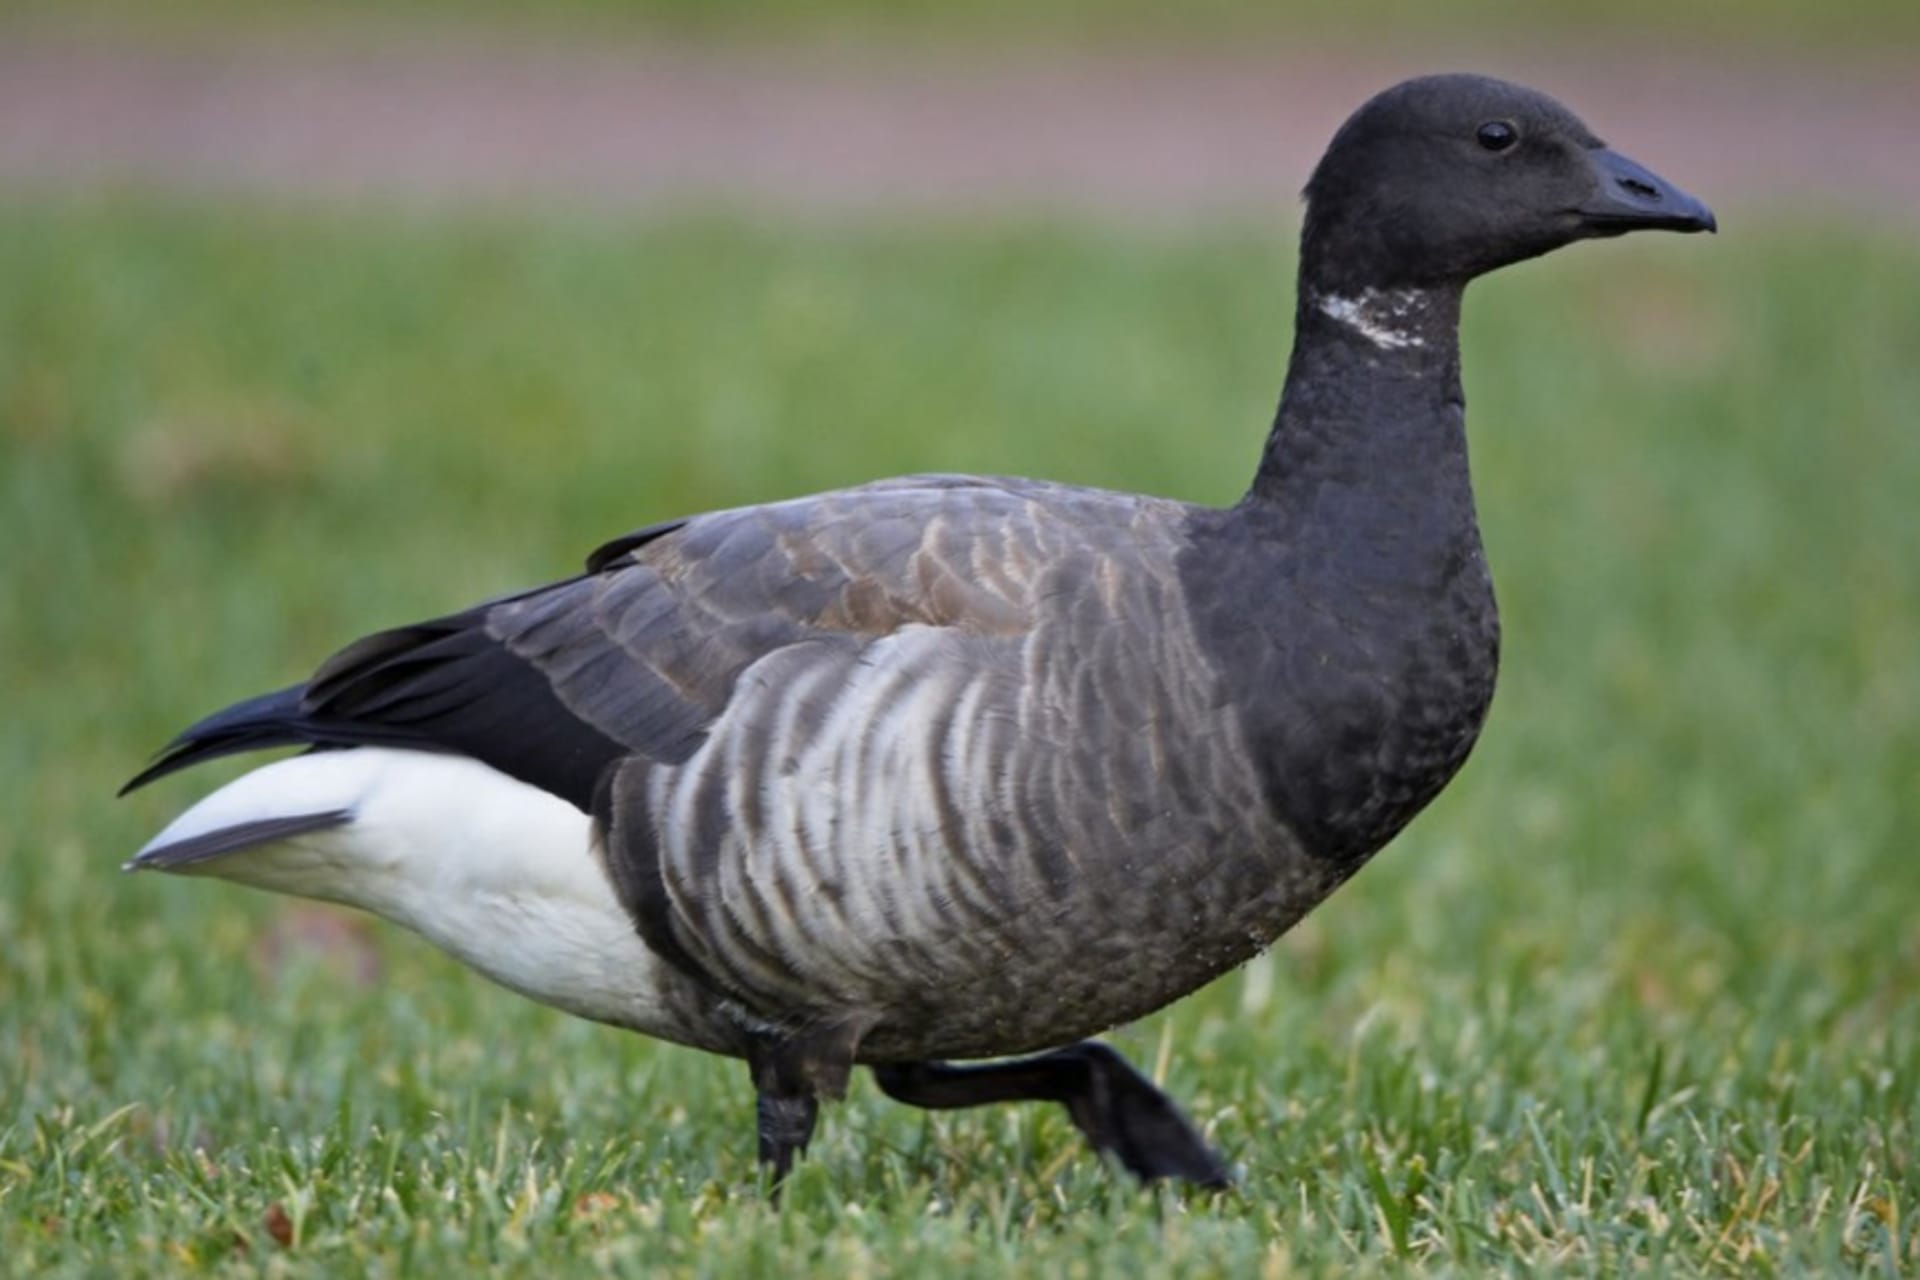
629;626;1335;1060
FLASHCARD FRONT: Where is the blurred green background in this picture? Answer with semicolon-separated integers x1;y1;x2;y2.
9;0;1920;45
1;3;1916;1276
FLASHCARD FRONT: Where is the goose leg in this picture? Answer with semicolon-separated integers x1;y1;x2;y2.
745;1014;874;1186
872;1040;1233;1188
754;1090;819;1184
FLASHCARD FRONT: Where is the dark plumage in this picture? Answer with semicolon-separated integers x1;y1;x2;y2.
124;74;1714;1188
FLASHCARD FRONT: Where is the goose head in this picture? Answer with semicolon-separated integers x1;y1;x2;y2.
1300;73;1716;293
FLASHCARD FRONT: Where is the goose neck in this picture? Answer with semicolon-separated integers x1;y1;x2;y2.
1244;281;1469;510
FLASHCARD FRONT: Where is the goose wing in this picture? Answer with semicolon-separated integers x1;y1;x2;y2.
565;480;1260;1053
297;474;1081;800
133;474;1255;1046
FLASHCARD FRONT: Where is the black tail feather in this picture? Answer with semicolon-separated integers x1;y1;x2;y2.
124;590;630;809
120;685;314;796
125;809;354;871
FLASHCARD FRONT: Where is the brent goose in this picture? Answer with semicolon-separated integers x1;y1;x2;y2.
124;74;1714;1188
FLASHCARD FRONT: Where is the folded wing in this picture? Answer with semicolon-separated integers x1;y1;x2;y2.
129;474;1244;1050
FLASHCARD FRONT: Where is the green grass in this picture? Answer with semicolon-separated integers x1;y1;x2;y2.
1;204;1916;1275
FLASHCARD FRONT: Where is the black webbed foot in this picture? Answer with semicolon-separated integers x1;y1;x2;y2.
873;1040;1233;1189
1051;1043;1235;1188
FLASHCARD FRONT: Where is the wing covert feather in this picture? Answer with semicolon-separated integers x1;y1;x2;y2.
303;476;1165;801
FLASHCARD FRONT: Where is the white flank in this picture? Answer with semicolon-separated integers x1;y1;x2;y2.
133;748;699;1043
1316;289;1427;350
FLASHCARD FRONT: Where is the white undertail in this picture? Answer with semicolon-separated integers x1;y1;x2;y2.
131;748;703;1044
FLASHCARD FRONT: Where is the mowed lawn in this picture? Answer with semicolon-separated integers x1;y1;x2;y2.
1;205;1915;1275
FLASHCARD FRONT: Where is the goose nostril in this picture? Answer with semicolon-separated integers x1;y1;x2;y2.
1617;175;1661;201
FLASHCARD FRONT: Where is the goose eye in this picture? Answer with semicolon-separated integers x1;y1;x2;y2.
1476;121;1518;152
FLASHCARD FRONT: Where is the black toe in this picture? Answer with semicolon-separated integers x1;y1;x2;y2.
1052;1043;1233;1189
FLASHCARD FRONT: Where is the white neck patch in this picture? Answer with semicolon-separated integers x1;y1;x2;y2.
1315;289;1429;350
